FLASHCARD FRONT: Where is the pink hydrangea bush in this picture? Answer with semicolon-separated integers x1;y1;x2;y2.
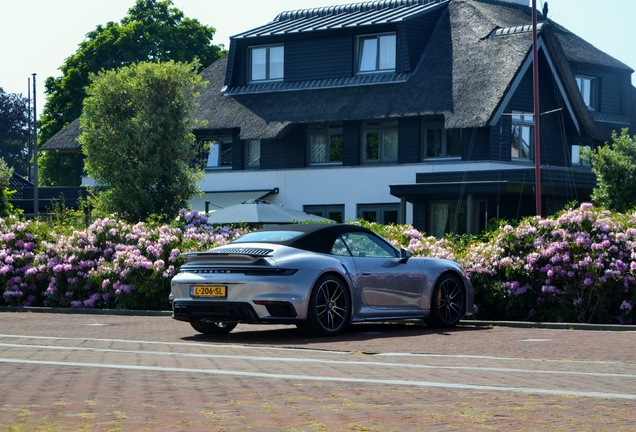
2;205;635;323
0;211;245;310
463;204;636;323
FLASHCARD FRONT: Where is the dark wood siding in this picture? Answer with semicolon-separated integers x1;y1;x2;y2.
398;117;420;163
502;58;571;167
396;23;411;73
414;201;427;233
224;39;238;88
463;127;491;161
260;126;307;170
415;168;595;191
571;65;623;115
285;36;353;81
228;13;444;86
231;44;248;87
402;6;445;71
232;136;243;170
342;120;361;166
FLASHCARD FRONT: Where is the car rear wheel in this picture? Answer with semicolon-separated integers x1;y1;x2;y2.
307;275;350;336
429;274;465;328
190;320;237;335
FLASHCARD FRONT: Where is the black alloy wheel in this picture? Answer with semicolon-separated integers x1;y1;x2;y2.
429;274;465;328
190;320;237;335
307;275;350;336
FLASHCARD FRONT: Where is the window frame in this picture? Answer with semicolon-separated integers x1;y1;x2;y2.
571;144;591;167
575;75;598;111
356;33;397;75
205;137;233;170
429;198;488;238
510;111;534;162
249;44;284;83
357;203;401;225
422;127;462;160
339;231;398;258
361;120;399;164
245;139;261;169
308;124;344;166
303;204;345;223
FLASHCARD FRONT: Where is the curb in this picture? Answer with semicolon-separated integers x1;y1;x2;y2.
1;307;635;331
459;319;636;332
0;306;172;317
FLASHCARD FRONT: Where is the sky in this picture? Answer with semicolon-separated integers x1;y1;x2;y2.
1;0;634;118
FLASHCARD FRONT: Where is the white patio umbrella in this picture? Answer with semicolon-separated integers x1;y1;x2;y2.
205;199;333;225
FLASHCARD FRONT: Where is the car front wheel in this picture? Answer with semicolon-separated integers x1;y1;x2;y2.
429;274;465;328
190;320;237;335
307;275;350;336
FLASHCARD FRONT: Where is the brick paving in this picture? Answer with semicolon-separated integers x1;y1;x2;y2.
0;311;635;431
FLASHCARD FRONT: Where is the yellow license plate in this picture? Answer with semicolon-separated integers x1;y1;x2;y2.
191;285;227;298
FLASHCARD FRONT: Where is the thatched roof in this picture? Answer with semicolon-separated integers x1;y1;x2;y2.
193;0;632;139
41;0;634;149
40;118;81;151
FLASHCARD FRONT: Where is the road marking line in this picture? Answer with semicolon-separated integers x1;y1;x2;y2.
1;342;634;379
0;334;346;354
0;357;634;400
0;334;622;365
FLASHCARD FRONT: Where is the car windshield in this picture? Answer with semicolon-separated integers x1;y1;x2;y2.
232;231;304;243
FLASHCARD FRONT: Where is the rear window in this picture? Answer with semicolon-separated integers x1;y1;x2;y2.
232;231;304;243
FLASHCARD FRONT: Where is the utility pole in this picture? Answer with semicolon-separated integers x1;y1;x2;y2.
27;78;32;180
532;0;542;216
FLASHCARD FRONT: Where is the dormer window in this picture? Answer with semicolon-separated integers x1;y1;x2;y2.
249;45;284;82
357;33;396;74
575;75;597;111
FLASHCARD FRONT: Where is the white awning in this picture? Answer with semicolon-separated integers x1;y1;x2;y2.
188;189;278;213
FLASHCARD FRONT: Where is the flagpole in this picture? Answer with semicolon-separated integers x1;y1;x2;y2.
32;73;39;218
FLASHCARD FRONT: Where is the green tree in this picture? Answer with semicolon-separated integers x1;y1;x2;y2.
0;88;30;177
39;0;223;185
0;158;16;217
79;61;205;223
589;129;636;213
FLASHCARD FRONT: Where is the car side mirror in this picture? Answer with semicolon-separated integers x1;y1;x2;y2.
400;248;413;263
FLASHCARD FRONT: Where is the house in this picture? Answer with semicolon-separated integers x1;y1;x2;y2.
9;173;87;216
41;0;636;236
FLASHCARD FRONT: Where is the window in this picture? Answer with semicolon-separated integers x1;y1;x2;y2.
338;232;397;258
249;45;284;82
357;204;400;225
357;33;396;74
423;128;462;159
362;120;398;163
304;205;344;223
571;144;591;166
429;199;487;238
206;138;233;168
308;125;343;165
245;140;261;168
511;111;533;161
575;75;597;110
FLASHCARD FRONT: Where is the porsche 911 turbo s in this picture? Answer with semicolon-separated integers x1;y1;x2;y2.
170;224;474;336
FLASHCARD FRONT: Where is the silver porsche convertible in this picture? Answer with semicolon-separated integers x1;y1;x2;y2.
170;224;474;336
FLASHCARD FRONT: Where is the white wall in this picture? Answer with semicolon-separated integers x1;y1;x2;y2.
195;161;530;223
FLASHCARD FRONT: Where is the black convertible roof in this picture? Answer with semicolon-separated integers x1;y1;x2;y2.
233;223;381;254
